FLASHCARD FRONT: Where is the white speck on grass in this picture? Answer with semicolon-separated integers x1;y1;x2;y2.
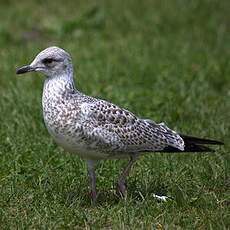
153;194;170;202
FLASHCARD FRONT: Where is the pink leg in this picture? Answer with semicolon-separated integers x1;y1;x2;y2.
118;155;138;197
87;160;98;204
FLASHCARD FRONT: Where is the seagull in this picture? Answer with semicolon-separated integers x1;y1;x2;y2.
16;46;223;203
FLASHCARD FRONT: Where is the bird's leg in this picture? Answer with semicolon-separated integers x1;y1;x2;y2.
117;155;138;198
86;160;98;204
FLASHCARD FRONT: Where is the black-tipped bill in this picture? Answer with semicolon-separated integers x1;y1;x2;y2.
16;65;35;75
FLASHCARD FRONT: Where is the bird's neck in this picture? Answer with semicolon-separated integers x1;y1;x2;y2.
43;73;80;101
47;73;74;89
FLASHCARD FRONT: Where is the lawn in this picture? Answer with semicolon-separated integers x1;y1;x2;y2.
0;0;229;228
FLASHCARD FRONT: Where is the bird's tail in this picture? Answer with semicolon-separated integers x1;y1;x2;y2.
163;134;223;152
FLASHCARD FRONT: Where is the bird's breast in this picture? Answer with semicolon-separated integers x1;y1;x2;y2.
41;90;104;159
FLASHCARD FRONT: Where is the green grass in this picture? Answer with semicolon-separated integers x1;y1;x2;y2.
0;0;229;228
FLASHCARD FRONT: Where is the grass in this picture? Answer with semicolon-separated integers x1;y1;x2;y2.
0;0;229;228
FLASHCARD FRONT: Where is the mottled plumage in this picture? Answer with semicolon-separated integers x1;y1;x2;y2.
16;46;223;203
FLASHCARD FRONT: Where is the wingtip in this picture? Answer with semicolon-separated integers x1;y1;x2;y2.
180;134;224;145
217;140;224;145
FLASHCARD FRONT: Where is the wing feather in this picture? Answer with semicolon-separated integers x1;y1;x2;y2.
79;99;184;153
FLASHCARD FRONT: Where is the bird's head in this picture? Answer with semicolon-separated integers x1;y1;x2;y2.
16;46;73;78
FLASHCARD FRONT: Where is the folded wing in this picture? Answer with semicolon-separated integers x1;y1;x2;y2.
79;99;185;153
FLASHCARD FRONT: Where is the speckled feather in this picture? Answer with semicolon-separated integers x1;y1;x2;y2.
42;75;184;160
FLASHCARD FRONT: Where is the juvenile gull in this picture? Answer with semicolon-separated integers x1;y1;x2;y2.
16;47;223;203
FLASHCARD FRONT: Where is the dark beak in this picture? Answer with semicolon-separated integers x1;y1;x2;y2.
16;65;35;75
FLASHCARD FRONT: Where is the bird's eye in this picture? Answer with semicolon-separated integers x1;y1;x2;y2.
42;58;54;64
